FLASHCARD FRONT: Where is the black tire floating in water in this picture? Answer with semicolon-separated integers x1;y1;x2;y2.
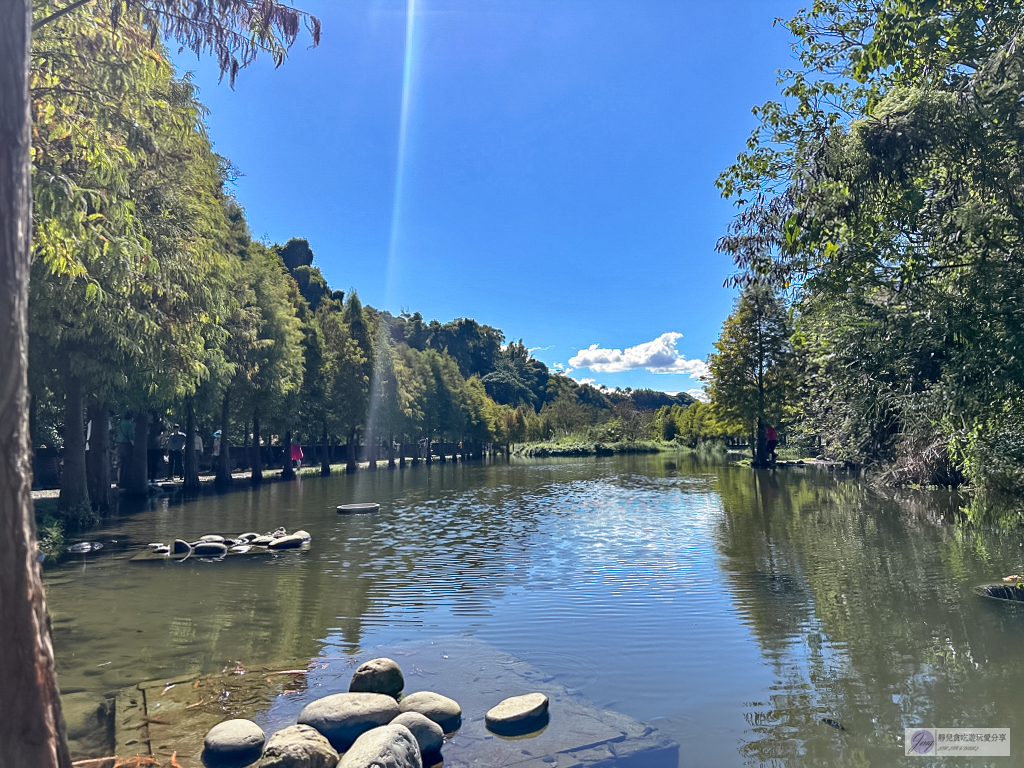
337;503;380;515
976;583;1024;602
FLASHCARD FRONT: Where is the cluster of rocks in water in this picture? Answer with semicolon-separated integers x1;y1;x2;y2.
149;527;311;560
202;657;550;768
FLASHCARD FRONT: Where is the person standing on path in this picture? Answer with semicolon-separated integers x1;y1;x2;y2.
765;424;778;463
167;424;186;480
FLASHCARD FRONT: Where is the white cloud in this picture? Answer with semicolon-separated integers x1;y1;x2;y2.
574;377;596;386
569;332;708;379
687;388;710;403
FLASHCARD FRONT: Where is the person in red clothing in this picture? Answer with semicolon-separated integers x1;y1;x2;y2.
290;442;304;469
765;424;778;463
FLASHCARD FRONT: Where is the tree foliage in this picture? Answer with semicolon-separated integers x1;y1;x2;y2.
715;0;1024;486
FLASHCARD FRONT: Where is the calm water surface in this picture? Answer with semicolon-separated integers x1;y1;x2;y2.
45;454;1024;766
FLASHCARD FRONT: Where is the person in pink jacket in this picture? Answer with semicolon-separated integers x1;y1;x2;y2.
765;424;778;463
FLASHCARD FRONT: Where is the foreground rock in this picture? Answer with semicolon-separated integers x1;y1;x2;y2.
485;693;550;736
338;724;421;768
349;657;404;698
398;691;461;733
390;712;443;756
203;718;266;767
255;724;339;768
297;692;400;751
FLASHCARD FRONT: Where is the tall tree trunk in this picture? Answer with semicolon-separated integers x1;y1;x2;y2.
282;430;294;480
367;438;377;471
184;399;199;491
320;423;331;477
126;412;148;495
753;419;768;466
215;390;231;490
251;410;262;484
346;430;357;473
387;435;395;469
85;399;110;511
0;0;73;760
242;420;249;471
58;375;89;514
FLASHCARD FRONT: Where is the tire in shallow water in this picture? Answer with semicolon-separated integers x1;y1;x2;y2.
976;583;1024;602
268;534;306;550
193;541;229;558
337;503;380;515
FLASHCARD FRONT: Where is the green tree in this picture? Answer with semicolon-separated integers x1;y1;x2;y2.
707;284;795;464
235;245;304;483
717;0;1024;485
2;0;318;761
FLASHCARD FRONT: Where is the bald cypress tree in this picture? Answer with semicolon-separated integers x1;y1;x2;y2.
0;0;317;763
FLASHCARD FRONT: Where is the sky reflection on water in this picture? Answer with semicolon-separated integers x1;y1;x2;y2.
45;455;1024;766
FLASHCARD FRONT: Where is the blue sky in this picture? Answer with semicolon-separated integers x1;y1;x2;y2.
172;0;801;397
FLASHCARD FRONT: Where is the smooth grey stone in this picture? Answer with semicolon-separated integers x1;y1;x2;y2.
485;693;549;735
170;539;192;556
297;692;401;752
268;534;305;550
193;541;229;557
293;529;312;541
252;536;274;546
349;657;404;698
399;691;462;734
390;712;443;755
255;724;338;768
338;724;421;768
200;535;226;543
204;718;265;766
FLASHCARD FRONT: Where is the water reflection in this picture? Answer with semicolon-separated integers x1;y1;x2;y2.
713;464;1024;766
45;455;1024;766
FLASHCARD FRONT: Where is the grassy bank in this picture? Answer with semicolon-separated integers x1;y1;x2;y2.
512;439;669;458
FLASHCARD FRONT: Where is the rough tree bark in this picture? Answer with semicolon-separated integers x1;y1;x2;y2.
86;399;111;511
282;429;294;480
0;0;73;760
250;410;262;484
320;423;331;477
184;398;199;491
346;430;357;473
126;411;149;495
215;390;231;490
58;374;89;514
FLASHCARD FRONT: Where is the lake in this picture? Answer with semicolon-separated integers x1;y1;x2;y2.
45;453;1024;766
